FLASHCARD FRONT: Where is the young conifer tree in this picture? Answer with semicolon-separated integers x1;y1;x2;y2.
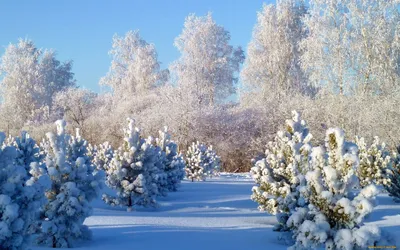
102;119;158;211
37;120;103;248
250;111;312;232
155;127;185;192
0;132;50;250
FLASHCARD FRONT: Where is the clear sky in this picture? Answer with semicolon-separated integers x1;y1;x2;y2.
0;0;272;92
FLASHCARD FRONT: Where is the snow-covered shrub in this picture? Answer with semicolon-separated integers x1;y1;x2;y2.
102;118;158;211
356;136;391;187
36;120;103;248
89;141;114;171
6;131;44;170
287;128;391;249
155;127;185;192
250;111;312;232
0;132;50;250
185;141;220;181
386;146;400;202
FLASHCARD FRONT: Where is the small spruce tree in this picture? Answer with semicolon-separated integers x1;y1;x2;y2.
356;136;391;187
185;141;220;181
155;127;185;192
37;120;103;248
0;132;50;250
287;128;392;249
386;146;400;202
88;142;114;171
102;119;158;211
250;111;312;232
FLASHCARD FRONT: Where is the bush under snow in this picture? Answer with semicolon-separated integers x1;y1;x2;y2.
102;118;159;211
185;141;220;181
0;132;50;250
36;120;103;248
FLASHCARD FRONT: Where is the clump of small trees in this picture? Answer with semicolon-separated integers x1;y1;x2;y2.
251;111;398;249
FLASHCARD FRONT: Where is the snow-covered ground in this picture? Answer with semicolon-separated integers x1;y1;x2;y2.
32;173;400;249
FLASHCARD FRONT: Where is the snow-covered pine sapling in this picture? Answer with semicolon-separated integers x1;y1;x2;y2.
102;118;158;211
185;142;207;181
37;120;103;248
185;141;219;181
203;145;221;178
386;146;400;202
356;136;391;187
287;128;393;249
0;132;50;250
155;127;185;192
6;131;44;171
89;142;114;171
250;111;312;232
147;136;168;197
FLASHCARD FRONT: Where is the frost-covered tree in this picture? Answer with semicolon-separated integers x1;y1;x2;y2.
0;39;75;130
37;120;103;248
102;119;158;211
300;0;352;95
241;0;308;102
89;142;114;171
171;13;244;106
250;111;313;232
287;128;392;249
356;136;391;187
386;146;400;202
6;131;44;172
100;30;168;99
52;88;98;137
185;141;220;182
301;0;400;95
0;132;50;250
346;0;400;95
155;127;185;192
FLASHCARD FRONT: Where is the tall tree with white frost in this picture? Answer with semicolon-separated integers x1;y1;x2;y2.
100;30;168;99
171;13;244;107
0;132;50;250
155;127;185;192
37;120;103;248
241;0;308;103
0;39;75;130
301;0;400;95
52;88;98;138
102;119;158;211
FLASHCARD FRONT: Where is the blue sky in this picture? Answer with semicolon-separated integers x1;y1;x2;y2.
0;0;271;92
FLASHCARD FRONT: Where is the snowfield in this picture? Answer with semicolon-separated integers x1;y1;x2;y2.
32;173;400;250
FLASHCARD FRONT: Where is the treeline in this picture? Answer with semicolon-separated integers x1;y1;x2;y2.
1;0;400;172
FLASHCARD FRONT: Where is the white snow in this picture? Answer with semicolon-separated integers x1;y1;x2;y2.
30;173;400;250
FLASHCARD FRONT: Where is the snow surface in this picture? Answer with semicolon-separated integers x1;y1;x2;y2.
31;173;400;250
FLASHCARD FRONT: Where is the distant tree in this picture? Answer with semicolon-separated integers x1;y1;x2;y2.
241;0;308;102
185;141;220;182
52;88;98;137
0;39;75;130
100;30;168;99
301;0;400;95
170;13;244;107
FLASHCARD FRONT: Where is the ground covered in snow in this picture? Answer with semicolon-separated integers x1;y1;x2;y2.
32;173;400;250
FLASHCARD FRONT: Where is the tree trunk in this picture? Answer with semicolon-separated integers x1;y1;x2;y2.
127;195;133;212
